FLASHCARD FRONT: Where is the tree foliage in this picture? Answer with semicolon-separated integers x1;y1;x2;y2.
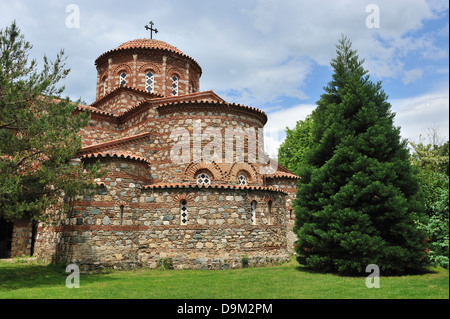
0;21;101;221
410;133;449;268
410;139;449;176
278;115;313;176
293;36;428;275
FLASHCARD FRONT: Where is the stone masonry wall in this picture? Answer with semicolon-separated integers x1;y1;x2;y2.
34;180;289;270
10;217;33;258
265;177;299;254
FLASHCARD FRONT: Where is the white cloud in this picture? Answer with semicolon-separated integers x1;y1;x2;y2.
391;88;450;143
263;87;449;158
2;0;448;151
263;103;317;157
2;0;446;106
402;68;423;84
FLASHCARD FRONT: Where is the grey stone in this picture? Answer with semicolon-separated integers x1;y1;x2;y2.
97;187;108;195
193;233;202;240
102;216;111;225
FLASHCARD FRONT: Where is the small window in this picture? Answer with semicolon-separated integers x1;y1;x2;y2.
145;71;154;93
119;72;127;87
251;201;257;225
267;200;272;225
119;205;124;225
180;200;187;225
196;173;211;186
101;76;107;96
237;174;247;186
171;75;178;96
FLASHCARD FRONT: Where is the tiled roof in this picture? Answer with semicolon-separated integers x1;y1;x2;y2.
90;86;163;109
117;39;184;54
120;90;226;120
81;151;150;165
95;39;202;73
157;100;268;125
75;103;116;117
265;164;300;179
78;132;152;155
143;183;286;193
267;170;300;179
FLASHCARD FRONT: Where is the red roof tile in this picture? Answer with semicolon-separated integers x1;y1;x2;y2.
78;132;152;155
143;183;286;193
156;100;268;125
117;39;184;54
265;163;300;179
90;86;163;108
75;103;116;117
81;151;150;164
95;39;201;73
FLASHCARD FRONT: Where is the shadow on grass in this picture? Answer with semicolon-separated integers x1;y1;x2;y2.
0;261;118;291
294;264;439;278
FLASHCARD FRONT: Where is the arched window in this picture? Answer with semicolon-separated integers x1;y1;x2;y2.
267;200;272;225
180;200;187;225
237;174;247;186
251;201;257;225
171;75;178;96
119;72;127;87
119;205;124;225
145;71;154;93
196;172;211;186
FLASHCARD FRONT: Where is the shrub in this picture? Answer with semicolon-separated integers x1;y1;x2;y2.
241;255;249;268
158;257;174;270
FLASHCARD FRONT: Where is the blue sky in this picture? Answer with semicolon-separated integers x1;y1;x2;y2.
1;0;448;157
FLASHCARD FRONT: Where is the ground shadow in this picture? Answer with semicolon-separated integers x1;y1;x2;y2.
0;261;118;291
294;265;438;277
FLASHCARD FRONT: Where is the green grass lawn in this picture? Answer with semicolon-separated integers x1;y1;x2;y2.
0;257;448;299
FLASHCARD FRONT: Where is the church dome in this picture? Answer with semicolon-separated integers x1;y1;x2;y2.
116;39;185;55
95;38;201;73
94;38;202;99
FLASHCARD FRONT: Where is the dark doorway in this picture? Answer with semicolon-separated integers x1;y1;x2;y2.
0;217;14;258
30;221;37;256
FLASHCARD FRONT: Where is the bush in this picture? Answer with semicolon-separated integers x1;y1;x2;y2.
417;176;449;268
158;257;174;270
241;255;249;268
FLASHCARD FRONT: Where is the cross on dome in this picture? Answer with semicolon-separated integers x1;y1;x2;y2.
144;21;158;39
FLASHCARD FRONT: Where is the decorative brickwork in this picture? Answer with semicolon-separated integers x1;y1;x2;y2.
30;38;300;270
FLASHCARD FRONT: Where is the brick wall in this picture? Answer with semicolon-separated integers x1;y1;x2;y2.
95;50;201;100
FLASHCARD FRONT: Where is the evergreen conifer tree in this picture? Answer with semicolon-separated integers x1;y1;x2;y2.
0;22;102;221
293;36;428;275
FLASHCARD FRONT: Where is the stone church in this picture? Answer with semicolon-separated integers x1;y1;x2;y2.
0;37;299;270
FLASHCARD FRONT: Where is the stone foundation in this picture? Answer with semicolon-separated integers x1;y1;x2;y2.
34;186;290;271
